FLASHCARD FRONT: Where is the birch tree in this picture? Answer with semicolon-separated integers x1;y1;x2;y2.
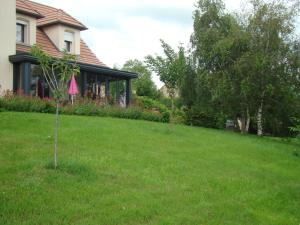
247;0;300;135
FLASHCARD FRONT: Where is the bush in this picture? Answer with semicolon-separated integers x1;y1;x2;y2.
289;119;300;141
158;97;183;110
0;95;169;123
0;95;49;112
184;107;225;129
135;96;170;122
136;96;168;111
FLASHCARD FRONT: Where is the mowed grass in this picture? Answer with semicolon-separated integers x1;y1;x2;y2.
0;112;299;225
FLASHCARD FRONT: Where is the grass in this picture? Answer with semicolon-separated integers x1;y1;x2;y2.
0;111;299;225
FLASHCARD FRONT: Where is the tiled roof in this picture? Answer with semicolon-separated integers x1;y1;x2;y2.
20;0;87;30
16;0;107;67
16;29;62;57
79;40;105;66
37;9;88;31
16;29;107;67
16;0;43;18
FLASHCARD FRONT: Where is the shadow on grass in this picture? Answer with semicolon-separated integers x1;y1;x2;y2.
44;159;97;181
292;149;300;157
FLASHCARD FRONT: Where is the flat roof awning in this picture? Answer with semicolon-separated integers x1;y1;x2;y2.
9;53;138;80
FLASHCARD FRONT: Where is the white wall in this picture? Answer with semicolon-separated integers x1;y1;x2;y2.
44;24;81;55
0;0;16;93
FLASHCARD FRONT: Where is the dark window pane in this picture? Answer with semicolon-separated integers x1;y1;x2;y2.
64;40;72;52
16;23;25;43
31;65;50;98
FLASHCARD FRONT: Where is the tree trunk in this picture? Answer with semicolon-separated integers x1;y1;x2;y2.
54;102;59;169
246;107;250;133
257;99;263;136
168;88;176;115
239;117;246;134
239;108;250;134
171;97;174;114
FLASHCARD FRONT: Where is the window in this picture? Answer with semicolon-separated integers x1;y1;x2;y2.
64;40;72;52
16;19;28;43
31;65;50;98
16;23;26;43
64;31;74;53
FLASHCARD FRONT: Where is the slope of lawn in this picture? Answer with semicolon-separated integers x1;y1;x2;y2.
0;111;299;225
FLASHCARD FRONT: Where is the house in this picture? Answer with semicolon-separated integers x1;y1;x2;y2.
159;85;179;98
0;0;137;106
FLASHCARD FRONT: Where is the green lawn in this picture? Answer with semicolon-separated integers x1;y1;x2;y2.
0;112;299;225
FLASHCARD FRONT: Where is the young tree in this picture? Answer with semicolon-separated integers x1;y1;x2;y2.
146;40;187;112
31;45;80;169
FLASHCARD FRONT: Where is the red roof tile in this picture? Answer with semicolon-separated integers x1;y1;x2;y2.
16;29;107;67
16;29;62;57
37;9;88;31
79;40;107;67
15;0;107;67
20;0;87;30
16;0;43;18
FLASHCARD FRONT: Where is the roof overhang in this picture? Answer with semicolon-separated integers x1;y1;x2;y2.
37;21;88;31
9;53;138;79
16;9;44;19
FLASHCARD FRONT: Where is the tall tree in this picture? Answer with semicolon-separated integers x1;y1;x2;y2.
246;0;300;135
188;0;300;135
191;0;251;132
179;59;197;109
122;59;159;99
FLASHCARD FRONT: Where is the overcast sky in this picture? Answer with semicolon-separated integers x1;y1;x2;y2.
34;0;299;88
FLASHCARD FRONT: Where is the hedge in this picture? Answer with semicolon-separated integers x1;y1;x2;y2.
0;95;170;123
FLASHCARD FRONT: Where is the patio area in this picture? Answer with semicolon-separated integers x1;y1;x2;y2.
9;53;138;106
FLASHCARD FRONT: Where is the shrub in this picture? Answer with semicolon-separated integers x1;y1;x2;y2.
71;102;98;116
184;107;225;129
289;119;300;141
0;95;169;123
135;96;170;123
158;97;183;110
0;95;48;112
136;96;167;111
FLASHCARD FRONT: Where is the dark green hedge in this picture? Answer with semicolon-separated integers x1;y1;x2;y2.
184;107;226;129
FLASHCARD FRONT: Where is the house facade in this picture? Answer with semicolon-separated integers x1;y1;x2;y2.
0;0;137;106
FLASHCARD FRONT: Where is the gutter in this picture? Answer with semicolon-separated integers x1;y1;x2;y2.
9;53;138;79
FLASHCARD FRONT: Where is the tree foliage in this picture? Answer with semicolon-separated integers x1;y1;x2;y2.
181;0;300;136
145;40;188;111
122;59;159;99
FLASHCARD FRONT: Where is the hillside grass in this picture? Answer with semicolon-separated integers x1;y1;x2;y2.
0;111;299;225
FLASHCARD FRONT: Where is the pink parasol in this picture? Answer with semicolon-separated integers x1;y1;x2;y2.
68;74;79;104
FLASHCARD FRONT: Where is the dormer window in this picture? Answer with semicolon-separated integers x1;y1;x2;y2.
16;20;28;44
64;31;74;53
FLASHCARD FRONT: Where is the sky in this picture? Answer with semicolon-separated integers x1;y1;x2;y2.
34;0;299;88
